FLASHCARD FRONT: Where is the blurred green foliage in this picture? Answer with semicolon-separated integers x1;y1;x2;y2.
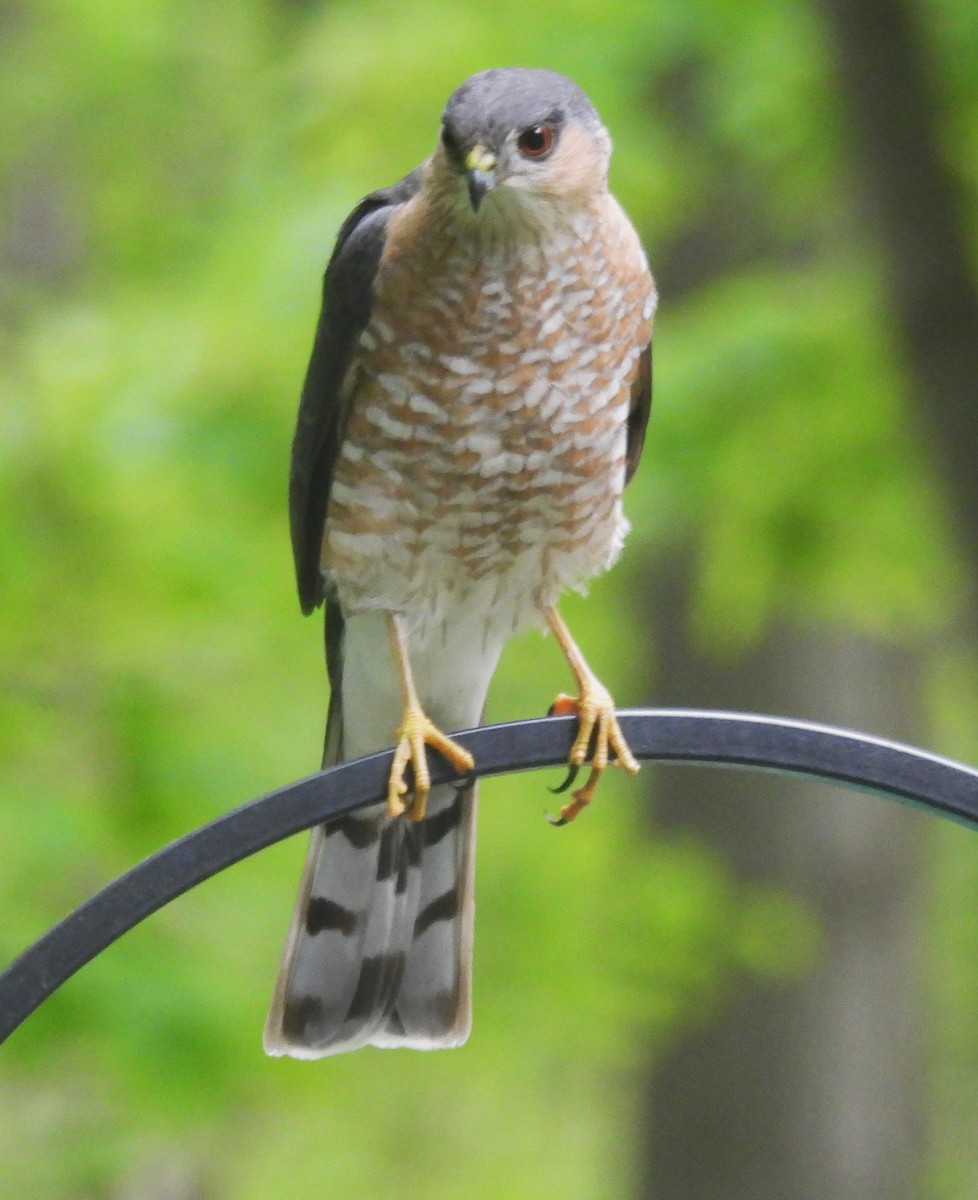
1;0;976;1196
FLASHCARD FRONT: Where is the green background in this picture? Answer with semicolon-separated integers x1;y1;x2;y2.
2;0;977;1196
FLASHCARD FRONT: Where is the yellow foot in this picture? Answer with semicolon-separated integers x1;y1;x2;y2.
387;706;475;822
547;685;640;826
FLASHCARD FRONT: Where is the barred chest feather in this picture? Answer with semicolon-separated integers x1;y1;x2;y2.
323;190;655;634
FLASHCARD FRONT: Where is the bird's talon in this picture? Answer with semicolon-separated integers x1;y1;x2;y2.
544;622;639;818
549;764;580;795
545;780;594;827
453;766;478;793
386;705;473;821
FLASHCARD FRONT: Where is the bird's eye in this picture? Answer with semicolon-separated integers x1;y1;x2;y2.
517;124;555;159
441;125;460;158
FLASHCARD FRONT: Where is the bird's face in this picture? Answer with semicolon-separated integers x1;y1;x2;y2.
432;68;612;215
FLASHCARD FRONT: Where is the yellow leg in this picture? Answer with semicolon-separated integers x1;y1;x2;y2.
386;613;475;821
545;606;640;825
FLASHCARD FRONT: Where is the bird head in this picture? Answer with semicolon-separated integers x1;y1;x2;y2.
433;68;612;214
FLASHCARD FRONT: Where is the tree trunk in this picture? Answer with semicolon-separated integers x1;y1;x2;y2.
639;558;927;1200
638;0;978;1192
817;0;978;611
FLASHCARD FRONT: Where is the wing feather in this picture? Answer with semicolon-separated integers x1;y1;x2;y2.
289;167;425;615
624;341;652;486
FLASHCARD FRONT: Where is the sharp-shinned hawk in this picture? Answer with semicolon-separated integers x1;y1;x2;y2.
264;67;656;1058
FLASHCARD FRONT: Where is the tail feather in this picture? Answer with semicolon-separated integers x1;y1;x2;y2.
264;704;478;1058
265;607;493;1059
378;784;476;1046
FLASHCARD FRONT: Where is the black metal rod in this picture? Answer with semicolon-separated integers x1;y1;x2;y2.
2;708;977;1046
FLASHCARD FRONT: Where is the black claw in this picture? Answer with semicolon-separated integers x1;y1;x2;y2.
545;810;568;828
549;764;580;795
454;767;477;792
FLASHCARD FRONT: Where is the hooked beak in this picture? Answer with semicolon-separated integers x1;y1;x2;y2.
465;144;498;211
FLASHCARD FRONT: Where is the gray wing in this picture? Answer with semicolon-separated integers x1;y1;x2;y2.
289;166;425;617
624;341;652;486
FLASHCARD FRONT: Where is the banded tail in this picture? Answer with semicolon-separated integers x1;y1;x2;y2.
264;610;493;1058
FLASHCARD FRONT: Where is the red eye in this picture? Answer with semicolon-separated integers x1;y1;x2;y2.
517;124;555;158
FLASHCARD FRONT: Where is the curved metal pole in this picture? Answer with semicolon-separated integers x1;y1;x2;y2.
2;708;977;1045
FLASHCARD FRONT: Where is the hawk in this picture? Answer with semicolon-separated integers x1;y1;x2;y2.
264;67;656;1058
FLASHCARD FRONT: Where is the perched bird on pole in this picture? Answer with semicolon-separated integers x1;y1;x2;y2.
265;67;656;1058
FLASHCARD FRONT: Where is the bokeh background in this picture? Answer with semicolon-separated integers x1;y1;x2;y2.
3;0;978;1196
